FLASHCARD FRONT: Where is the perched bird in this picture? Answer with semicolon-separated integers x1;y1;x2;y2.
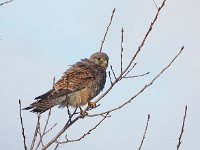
23;52;109;114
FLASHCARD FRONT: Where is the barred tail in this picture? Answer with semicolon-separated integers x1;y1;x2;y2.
23;98;56;113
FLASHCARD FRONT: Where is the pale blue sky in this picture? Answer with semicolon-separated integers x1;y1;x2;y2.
0;0;199;149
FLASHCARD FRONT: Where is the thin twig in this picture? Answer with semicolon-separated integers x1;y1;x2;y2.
177;105;188;150
43;116;81;149
99;8;116;52
120;27;124;73
30;113;40;150
35;114;43;150
43;109;52;135
44;123;57;135
0;0;13;6
66;105;71;122
53;76;55;88
138;114;150;150
122;0;166;78
57;112;109;144
19;100;28;150
122;63;137;78
43;107;78;149
123;71;150;79
152;0;159;9
108;71;113;85
35;109;52;149
36;119;44;149
110;65;117;79
54;143;59;150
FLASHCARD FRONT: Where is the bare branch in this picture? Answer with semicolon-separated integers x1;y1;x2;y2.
99;8;116;52
43;116;81;149
44;123;57;135
122;63;137;78
0;0;13;6
138;114;150;150
177;105;188;150
66;105;78;122
36;119;44;149
30;113;40;150
123;71;150;79
57;112;110;144
35;109;52;149
66;105;72;123
120;27;124;73
94;0;167;105
19;100;28;150
43;109;52;135
152;0;159;10
43;107;78;149
52;76;55;88
108;71;113;85
121;0;166;77
53;143;59;150
110;65;117;80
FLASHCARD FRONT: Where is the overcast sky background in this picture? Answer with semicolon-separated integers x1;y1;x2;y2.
0;0;199;149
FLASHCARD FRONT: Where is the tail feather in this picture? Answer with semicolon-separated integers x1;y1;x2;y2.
24;89;71;113
35;89;54;100
23;98;57;113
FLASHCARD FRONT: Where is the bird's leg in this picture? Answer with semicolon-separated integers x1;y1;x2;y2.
87;100;96;108
79;100;96;117
79;107;88;117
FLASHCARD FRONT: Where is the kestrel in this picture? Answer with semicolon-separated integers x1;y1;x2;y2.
24;52;109;114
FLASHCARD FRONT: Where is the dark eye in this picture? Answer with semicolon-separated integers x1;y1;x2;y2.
98;57;101;61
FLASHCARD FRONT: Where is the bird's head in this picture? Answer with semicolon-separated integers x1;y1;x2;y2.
90;52;109;69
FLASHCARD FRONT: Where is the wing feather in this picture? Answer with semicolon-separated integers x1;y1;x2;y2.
54;59;96;92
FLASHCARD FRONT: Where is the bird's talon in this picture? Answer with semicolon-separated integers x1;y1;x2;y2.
80;108;88;118
88;101;96;108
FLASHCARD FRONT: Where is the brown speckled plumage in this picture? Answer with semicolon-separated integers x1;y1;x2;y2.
23;52;109;113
